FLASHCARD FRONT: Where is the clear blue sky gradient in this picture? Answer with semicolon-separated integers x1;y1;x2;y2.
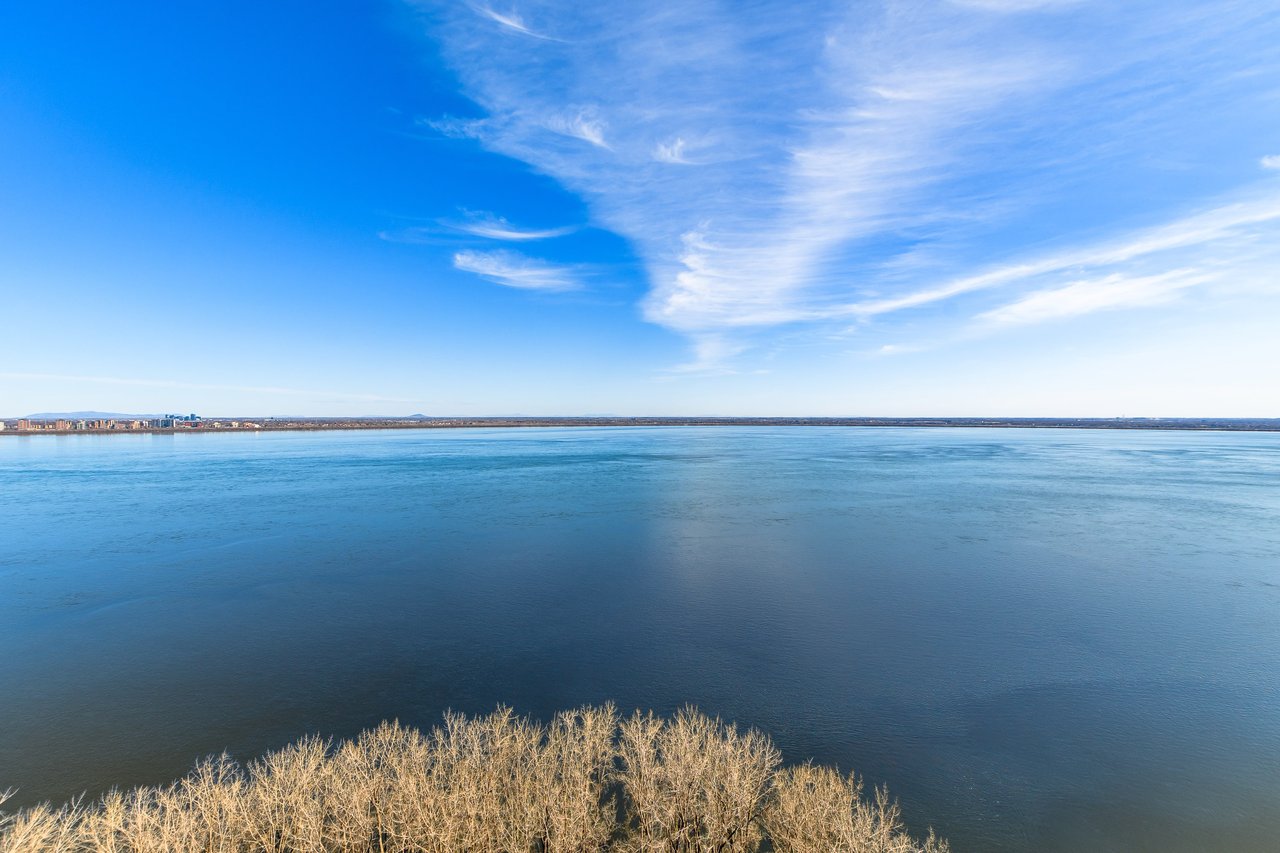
2;1;1278;416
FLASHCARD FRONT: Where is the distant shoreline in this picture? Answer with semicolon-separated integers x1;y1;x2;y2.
3;416;1279;435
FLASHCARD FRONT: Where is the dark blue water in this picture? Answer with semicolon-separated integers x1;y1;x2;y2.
2;427;1278;850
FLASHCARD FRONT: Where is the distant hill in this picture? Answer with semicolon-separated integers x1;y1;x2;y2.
22;411;159;420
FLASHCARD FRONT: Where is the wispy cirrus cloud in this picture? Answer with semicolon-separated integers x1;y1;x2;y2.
417;0;1280;368
453;249;582;290
545;110;609;149
381;211;577;244
448;211;576;241
472;5;560;40
977;270;1212;326
652;137;690;165
846;193;1280;319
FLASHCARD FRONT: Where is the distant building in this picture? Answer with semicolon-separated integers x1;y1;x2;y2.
17;419;32;430
147;413;201;428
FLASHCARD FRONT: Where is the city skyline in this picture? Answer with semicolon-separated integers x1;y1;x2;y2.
3;1;1279;416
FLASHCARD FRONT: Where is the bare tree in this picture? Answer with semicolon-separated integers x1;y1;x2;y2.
617;707;779;853
763;764;948;853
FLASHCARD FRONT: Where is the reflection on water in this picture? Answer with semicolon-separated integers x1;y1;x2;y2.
2;427;1278;851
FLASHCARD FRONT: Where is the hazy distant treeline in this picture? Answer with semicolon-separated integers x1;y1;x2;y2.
0;705;946;852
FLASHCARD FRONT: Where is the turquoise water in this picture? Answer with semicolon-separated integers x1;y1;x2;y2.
1;427;1278;850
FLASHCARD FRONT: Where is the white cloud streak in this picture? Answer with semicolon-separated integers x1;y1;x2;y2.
453;249;582;290
652;137;690;165
545;110;609;148
380;211;576;245
473;5;561;40
978;270;1212;326
846;194;1280;318
449;213;576;240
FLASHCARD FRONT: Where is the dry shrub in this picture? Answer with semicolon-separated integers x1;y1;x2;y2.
0;800;81;853
764;764;949;853
525;704;618;853
239;735;335;851
0;706;945;853
326;721;428;852
60;757;245;853
617;707;779;853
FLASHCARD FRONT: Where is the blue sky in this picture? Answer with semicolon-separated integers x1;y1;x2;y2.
2;0;1278;416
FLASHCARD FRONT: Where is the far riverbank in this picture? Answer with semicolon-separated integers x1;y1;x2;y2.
3;415;1280;436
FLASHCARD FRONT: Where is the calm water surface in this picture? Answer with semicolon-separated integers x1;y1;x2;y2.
1;427;1278;850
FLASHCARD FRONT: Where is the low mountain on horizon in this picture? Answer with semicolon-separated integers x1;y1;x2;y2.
20;411;161;420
